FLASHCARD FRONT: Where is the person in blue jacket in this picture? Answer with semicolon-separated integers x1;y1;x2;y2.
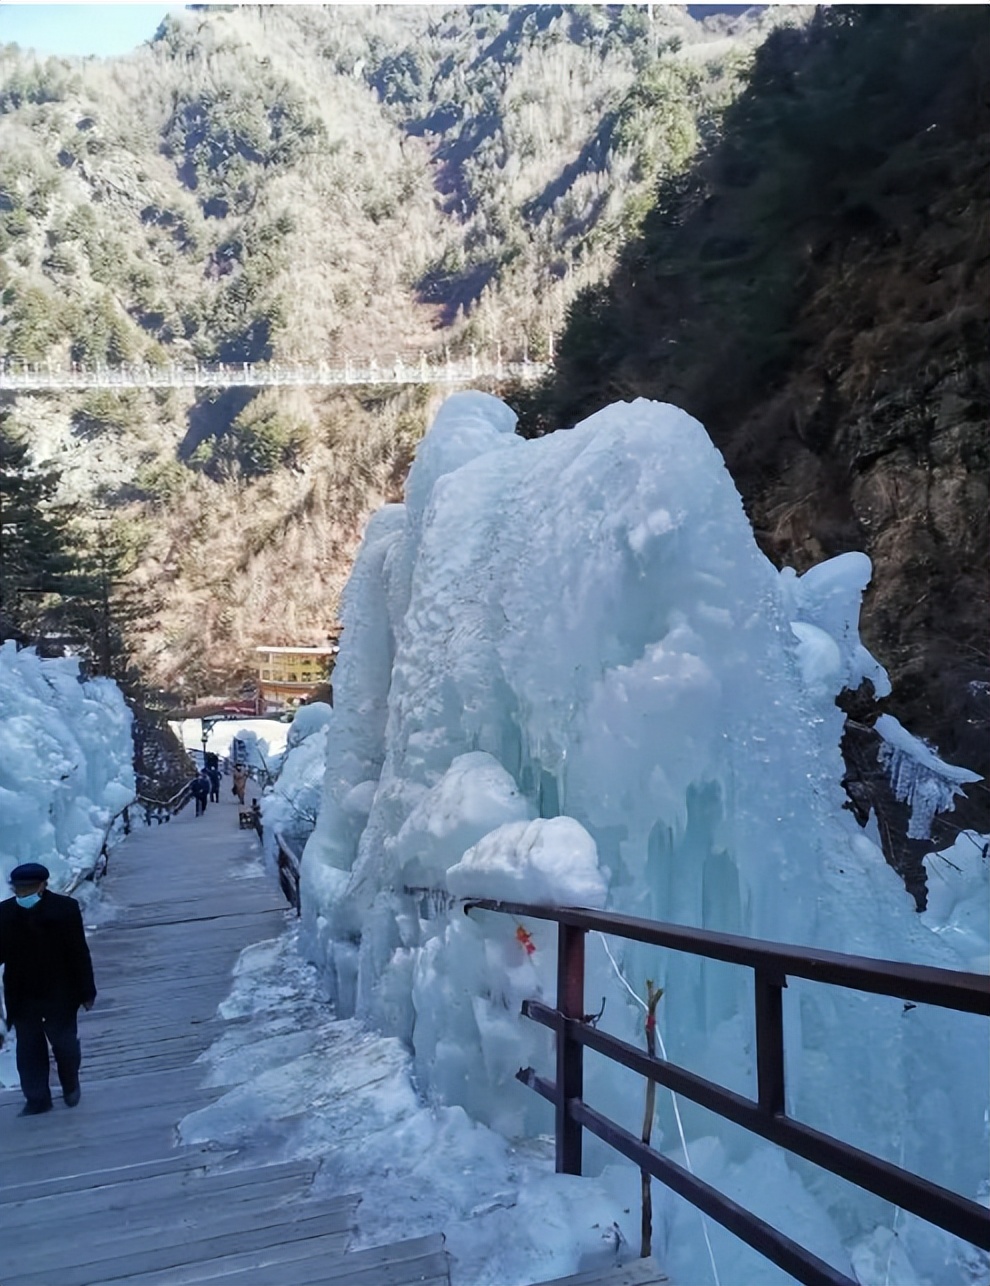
191;768;210;816
0;863;96;1115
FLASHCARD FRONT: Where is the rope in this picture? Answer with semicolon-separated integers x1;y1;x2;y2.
597;932;722;1286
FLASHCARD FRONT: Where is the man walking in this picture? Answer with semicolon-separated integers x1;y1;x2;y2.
191;768;210;816
0;862;96;1115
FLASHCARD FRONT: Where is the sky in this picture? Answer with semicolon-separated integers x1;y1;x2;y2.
0;3;172;57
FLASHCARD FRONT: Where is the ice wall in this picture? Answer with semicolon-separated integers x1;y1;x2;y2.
298;394;987;1279
0;642;135;890
258;703;331;874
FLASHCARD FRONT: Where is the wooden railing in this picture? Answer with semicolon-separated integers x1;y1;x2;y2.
274;831;302;915
64;802;134;893
466;898;990;1286
62;780;194;893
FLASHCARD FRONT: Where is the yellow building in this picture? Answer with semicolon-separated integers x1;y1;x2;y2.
256;644;337;711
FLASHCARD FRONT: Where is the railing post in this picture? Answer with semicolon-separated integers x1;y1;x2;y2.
755;968;787;1116
557;923;586;1174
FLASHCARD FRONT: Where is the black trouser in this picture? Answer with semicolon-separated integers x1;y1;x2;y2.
14;1006;81;1106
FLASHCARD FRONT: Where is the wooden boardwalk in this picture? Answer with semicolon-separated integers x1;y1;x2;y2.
0;792;449;1285
0;787;666;1286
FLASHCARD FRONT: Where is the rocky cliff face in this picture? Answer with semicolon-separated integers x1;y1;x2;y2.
526;6;989;833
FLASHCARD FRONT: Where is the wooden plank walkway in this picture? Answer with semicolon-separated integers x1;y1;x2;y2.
0;787;667;1286
0;790;449;1285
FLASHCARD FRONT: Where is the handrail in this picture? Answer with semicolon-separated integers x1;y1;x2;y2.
138;780;195;817
61;780;197;894
465;897;990;1284
0;356;550;393
274;829;302;915
63;800;135;893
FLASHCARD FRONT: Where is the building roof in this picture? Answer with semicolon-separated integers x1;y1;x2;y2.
255;645;338;655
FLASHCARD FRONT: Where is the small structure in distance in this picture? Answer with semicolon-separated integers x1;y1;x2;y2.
256;641;339;712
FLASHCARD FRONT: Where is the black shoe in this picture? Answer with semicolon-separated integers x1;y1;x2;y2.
19;1099;53;1116
63;1086;81;1108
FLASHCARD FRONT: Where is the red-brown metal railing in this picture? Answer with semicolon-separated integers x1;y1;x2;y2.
466;898;990;1286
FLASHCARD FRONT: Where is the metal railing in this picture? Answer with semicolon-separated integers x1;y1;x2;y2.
466;898;990;1286
0;355;550;393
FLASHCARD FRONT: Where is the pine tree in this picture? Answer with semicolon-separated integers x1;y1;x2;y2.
0;409;81;644
57;514;146;687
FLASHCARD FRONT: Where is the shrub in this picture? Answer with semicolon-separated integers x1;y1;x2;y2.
71;390;138;438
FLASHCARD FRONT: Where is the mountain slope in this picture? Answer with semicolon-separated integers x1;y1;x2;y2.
2;4;801;696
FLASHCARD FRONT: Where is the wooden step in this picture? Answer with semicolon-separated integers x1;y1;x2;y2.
0;805;453;1285
100;1230;449;1286
0;1086;222;1157
532;1259;668;1286
5;1193;359;1285
0;1148;232;1203
2;1157;320;1227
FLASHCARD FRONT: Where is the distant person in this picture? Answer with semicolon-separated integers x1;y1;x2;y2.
191;768;210;816
207;763;222;804
0;863;97;1115
232;764;248;805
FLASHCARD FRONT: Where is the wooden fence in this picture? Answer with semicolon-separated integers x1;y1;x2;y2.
467;897;990;1286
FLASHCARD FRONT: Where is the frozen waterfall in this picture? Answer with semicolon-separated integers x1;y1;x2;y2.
285;393;986;1284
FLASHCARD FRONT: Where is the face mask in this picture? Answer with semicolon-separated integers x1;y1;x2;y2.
15;893;41;909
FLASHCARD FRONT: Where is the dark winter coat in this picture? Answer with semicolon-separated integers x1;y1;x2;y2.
191;774;210;801
0;890;97;1024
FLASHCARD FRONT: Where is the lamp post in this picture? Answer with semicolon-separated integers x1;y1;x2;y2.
201;715;219;765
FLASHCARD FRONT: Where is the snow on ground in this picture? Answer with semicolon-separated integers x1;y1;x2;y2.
179;823;990;1285
178;921;648;1286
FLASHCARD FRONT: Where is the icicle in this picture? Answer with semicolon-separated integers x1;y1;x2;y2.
875;714;981;840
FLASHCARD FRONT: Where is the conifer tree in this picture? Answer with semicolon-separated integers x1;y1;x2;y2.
0;409;80;644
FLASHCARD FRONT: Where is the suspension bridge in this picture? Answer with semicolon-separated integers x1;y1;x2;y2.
0;354;550;393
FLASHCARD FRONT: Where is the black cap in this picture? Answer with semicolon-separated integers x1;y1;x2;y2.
9;862;50;887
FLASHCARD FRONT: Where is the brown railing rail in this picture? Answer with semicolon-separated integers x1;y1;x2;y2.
465;898;990;1286
274;830;302;915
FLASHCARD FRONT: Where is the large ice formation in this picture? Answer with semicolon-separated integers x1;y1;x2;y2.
0;642;135;890
287;394;986;1282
